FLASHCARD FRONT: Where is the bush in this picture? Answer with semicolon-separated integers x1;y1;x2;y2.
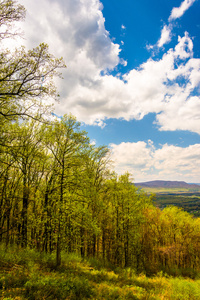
24;275;94;299
0;268;28;289
169;278;200;300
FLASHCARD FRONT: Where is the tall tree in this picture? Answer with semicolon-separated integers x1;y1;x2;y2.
7;120;45;247
43;114;90;266
0;0;66;121
82;145;110;257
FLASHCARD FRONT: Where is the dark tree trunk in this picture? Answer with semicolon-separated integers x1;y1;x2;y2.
21;173;28;248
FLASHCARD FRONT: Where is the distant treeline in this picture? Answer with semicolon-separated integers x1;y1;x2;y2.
154;193;200;217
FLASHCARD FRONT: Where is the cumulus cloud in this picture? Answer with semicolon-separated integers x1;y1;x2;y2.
64;32;200;133
18;0;200;134
169;0;196;21
157;25;172;48
156;0;196;49
110;141;200;183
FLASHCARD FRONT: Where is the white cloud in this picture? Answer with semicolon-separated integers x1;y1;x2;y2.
158;25;172;48
16;0;200;135
90;139;96;145
169;0;196;21
110;141;200;183
20;0;121;69
155;0;196;49
175;32;193;58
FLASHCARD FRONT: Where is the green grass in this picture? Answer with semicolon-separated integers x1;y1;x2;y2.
1;244;200;299
141;187;191;194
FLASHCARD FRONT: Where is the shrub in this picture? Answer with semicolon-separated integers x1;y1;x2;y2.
24;275;94;299
169;278;200;300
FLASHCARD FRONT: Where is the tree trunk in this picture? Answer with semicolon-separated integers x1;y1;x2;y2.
6;212;10;246
56;167;64;266
56;227;61;267
21;172;28;248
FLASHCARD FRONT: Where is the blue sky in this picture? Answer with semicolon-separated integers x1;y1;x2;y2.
12;0;200;182
101;0;200;71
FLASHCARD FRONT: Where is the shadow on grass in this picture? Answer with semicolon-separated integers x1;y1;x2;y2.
1;245;200;299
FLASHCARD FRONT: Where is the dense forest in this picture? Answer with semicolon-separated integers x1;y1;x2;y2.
1;0;200;279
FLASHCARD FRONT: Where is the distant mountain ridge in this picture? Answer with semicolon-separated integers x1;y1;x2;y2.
135;180;200;189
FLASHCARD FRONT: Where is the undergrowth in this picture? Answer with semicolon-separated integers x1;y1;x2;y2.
1;244;200;299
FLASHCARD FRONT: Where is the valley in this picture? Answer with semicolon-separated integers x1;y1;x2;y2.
135;180;200;216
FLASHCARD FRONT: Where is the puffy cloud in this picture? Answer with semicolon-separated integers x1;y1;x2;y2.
169;0;196;21
158;25;172;48
174;32;193;58
17;0;200;134
156;0;196;49
19;0;121;77
110;141;200;183
156;96;200;133
18;0;123;124
66;32;200;133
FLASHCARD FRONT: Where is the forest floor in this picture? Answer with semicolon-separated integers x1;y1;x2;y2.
1;245;200;299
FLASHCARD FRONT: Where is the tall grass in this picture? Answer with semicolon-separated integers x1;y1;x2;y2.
1;244;200;299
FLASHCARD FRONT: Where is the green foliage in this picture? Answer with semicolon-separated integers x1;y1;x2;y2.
0;0;66;121
2;1;200;291
169;278;200;299
2;246;200;299
24;275;93;300
154;193;200;216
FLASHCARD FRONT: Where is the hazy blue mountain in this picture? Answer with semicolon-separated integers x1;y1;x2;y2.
135;180;200;189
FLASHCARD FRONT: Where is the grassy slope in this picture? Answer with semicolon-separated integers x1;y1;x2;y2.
1;246;200;299
138;187;197;194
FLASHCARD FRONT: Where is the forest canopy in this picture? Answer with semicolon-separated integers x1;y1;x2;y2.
1;0;200;278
